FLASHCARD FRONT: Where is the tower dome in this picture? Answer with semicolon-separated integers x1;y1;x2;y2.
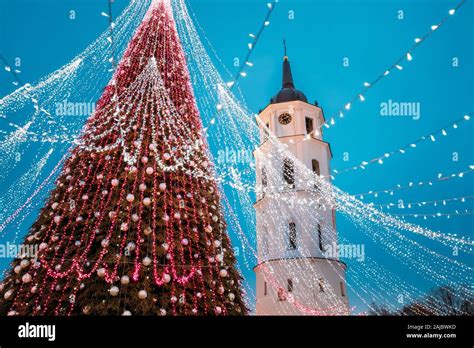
270;56;308;104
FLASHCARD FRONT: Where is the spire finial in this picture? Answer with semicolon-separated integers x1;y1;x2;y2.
283;39;288;60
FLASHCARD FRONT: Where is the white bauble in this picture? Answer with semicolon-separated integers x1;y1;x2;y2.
196;292;202;299
159;183;166;191
109;286;119;296
142;256;152;266
205;225;213;233
126;194;135;202
138;290;147;299
139;183;147;192
143;197;151;206
218;286;225;294
39;242;48;251
149;143;156;151
51;202;59;210
214;240;221;248
31;285;38;294
216;254;224;262
192;308;198;314
122;310;132;316
162;214;169;222
219;269;228;278
101;239;110;247
22;273;32;283
215;306;222;314
4;289;13;300
108;211;116;219
141;156;149;164
111;178;119;187
228;293;235;301
14;265;21;274
97;268;106;277
131;214;139;222
120;223;129;231
20;259;30;269
162;243;169;251
121;275;130;285
127;242;136;251
146;167;154;175
160;308;166;316
174;212;181;219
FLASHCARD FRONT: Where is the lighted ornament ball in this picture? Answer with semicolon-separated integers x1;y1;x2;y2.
214;240;221;248
4;289;13;300
141;156;148;164
146;167;154;175
127;242;136;251
139;183;147;191
121;223;129;231
122;310;132;316
219;269;228;278
218;286;225;294
216;254;224;262
39;242;48;251
162;214;170;222
142;256;152;266
163;273;171;283
228;293;235;301
192;308;198;314
108;211;116;219
107;285;119;296
121;275;130;285
101;239;110;247
22;273;32;283
149;143;156;151
181;238;188;246
31;285;38;294
215;306;222;314
51;202;59;210
138;290;147;299
126;193;135;202
111;178;119;187
160;309;166;316
132;214;139;222
159;183;166;191
97;268;106;277
174;212;181;219
143;197;151;206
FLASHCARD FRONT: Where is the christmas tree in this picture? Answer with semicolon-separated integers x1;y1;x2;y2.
0;0;247;316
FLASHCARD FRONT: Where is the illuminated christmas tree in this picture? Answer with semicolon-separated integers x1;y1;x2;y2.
0;0;247;316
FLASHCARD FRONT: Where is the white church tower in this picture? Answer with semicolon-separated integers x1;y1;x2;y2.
253;53;350;315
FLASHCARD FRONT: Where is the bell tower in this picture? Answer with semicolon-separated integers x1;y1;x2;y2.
253;52;350;315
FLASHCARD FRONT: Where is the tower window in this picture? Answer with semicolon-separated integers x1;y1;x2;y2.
283;158;295;188
340;281;346;297
318;278;325;292
318;223;323;251
305;117;314;134
261;166;268;197
312;159;320;189
263;123;270;142
288;222;297;250
287;279;293;293
264;281;268;296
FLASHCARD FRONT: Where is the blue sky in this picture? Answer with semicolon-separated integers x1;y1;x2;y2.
0;0;472;313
